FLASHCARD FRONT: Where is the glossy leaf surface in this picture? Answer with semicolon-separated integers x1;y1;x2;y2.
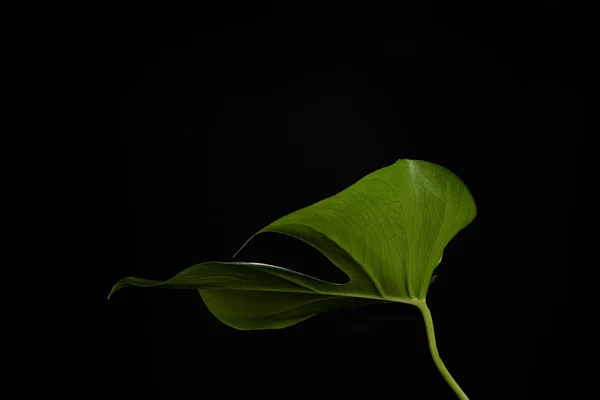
110;159;476;330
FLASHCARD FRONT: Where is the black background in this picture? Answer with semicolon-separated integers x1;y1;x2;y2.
101;2;585;399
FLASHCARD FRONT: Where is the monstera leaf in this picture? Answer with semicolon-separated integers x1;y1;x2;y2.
110;159;476;399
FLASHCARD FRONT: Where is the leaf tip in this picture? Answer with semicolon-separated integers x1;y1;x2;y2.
107;279;131;300
107;285;118;300
232;230;264;259
231;245;244;259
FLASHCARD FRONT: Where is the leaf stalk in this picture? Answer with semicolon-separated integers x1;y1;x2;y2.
417;302;470;400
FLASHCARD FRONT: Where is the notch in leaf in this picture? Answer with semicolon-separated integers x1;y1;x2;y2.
109;159;476;399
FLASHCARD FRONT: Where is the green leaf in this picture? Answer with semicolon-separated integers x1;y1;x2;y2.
111;159;478;398
109;159;476;330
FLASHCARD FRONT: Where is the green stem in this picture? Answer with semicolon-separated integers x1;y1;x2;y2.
417;302;470;400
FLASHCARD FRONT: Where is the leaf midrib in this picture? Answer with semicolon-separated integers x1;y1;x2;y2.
200;286;422;306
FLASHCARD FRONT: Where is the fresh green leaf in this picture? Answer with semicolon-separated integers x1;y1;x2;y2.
109;159;476;329
110;158;477;399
